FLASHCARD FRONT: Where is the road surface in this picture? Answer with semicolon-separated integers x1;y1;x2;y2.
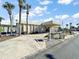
26;34;79;59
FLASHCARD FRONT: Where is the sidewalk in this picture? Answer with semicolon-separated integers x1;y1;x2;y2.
0;33;78;59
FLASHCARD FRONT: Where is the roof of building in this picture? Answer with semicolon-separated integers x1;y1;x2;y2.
41;21;60;28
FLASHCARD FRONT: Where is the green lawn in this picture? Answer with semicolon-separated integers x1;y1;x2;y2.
0;26;3;32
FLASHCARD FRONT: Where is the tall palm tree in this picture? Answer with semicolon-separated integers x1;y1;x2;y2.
69;23;72;29
23;4;31;34
3;2;15;35
18;0;25;35
66;24;68;29
65;24;69;33
66;24;68;27
69;22;72;34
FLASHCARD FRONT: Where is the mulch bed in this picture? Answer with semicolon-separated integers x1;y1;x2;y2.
0;35;18;42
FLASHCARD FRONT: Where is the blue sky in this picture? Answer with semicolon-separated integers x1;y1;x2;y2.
0;0;79;27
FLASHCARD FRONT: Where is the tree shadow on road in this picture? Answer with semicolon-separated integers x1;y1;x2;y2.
21;53;56;59
45;53;56;59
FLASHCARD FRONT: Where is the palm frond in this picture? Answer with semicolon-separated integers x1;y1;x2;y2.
18;0;26;7
22;4;31;10
3;2;15;15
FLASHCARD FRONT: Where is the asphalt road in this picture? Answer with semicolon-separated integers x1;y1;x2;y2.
31;34;79;59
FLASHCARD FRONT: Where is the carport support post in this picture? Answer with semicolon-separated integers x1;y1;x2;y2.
49;28;51;40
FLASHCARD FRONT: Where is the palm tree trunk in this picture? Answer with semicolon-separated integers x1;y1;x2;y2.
9;14;13;35
19;6;22;35
26;12;28;34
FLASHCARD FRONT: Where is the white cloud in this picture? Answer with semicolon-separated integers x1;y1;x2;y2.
55;15;69;20
33;6;47;16
8;12;79;25
29;12;35;16
14;13;41;24
72;12;79;18
44;17;54;22
54;13;79;26
14;6;48;24
38;0;52;5
61;15;69;19
55;13;79;20
42;17;59;24
14;6;47;23
15;6;47;19
58;0;73;5
29;20;42;24
23;6;48;16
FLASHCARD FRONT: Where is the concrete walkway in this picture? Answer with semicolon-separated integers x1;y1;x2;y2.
0;34;48;59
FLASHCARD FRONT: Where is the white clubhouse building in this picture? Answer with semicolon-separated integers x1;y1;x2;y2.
1;21;60;34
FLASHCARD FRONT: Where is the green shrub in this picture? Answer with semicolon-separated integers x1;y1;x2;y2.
0;26;3;32
44;34;48;38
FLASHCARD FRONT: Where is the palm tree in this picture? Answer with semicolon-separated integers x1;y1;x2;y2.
69;23;72;30
66;24;68;27
18;0;25;35
66;24;68;29
23;4;31;34
65;24;69;33
70;22;72;26
69;22;72;34
76;23;79;27
3;2;15;35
